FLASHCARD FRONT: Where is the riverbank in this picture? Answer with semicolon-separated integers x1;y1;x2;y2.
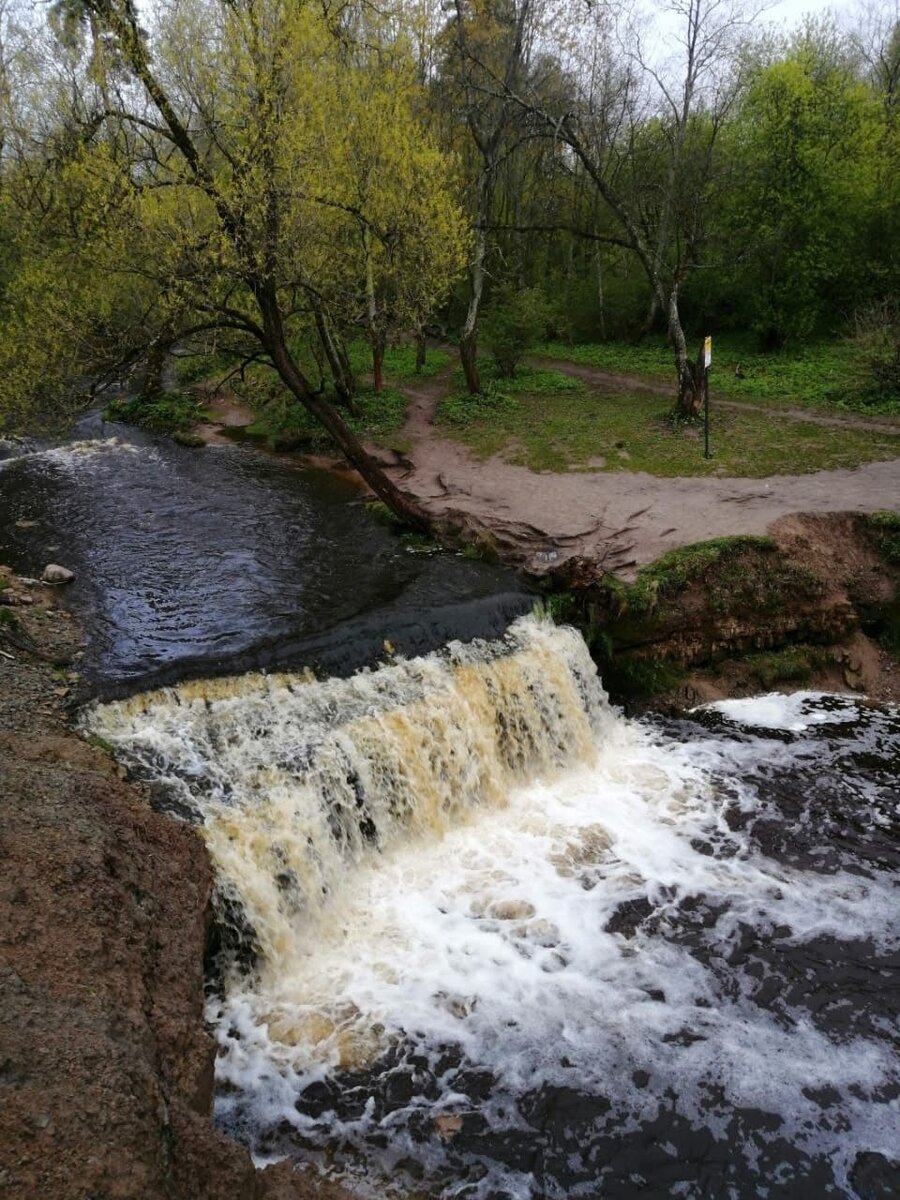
549;512;900;711
0;587;351;1200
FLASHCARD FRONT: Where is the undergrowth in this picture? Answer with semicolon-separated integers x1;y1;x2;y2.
104;391;209;434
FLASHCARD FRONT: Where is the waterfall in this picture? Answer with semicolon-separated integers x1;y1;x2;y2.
82;616;899;1199
84;615;610;970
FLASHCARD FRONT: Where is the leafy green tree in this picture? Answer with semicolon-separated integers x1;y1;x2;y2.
725;36;882;347
0;0;468;530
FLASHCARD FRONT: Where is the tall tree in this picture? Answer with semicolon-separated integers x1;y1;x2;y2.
479;0;755;412
444;0;533;394
1;0;468;529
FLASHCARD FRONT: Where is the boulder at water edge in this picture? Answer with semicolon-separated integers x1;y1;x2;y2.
41;563;74;584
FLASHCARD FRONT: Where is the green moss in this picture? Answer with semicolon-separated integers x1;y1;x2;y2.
172;430;205;448
363;500;403;528
536;592;578;624
615;536;825;623
82;731;116;756
601;654;685;703
741;644;830;689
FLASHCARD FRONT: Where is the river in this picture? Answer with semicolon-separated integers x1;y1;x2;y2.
2;421;898;1199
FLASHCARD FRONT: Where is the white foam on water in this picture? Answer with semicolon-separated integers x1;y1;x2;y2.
84;619;900;1198
0;436;146;472
697;690;862;732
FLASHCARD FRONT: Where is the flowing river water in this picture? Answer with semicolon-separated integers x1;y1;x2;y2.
2;424;899;1198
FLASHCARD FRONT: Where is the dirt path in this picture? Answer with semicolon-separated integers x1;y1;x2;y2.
384;360;900;578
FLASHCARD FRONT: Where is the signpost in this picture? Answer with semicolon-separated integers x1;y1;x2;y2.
702;335;712;459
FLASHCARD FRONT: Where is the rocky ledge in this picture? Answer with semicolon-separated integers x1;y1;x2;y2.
0;589;349;1200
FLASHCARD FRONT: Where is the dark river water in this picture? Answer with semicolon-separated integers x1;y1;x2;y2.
4;417;899;1199
0;416;529;693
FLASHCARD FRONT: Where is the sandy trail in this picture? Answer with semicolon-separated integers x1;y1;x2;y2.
385;364;900;577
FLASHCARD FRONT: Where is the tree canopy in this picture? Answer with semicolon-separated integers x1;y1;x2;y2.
0;0;898;497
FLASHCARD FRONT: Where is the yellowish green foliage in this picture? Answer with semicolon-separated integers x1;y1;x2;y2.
0;0;468;431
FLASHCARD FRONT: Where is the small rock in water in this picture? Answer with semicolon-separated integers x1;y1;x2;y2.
41;564;74;585
433;1113;463;1140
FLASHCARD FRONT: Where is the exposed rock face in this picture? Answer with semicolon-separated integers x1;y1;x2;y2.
0;602;350;1200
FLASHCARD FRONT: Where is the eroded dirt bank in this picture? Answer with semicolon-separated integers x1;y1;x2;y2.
0;588;349;1200
555;512;900;710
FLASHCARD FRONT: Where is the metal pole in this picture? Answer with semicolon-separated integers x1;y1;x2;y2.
703;361;711;459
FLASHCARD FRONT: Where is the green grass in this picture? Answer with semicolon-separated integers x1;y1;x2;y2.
535;335;900;415
740;644;830;689
436;369;900;476
622;537;778;612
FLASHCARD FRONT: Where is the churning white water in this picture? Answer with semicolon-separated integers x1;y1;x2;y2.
84;617;900;1198
0;436;146;472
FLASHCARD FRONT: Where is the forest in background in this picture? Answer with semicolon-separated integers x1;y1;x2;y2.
0;0;898;513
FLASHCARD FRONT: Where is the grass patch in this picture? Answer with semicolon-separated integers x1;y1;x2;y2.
438;365;583;439
104;391;210;434
624;537;779;613
535;334;898;413
436;366;900;476
346;340;450;382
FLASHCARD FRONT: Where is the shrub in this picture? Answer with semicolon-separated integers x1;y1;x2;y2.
482;286;551;378
851;302;900;409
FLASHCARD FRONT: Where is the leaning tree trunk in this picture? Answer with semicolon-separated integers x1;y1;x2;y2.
266;325;430;532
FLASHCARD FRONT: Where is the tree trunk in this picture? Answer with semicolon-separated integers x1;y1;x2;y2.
636;292;660;343
335;336;356;398
415;326;427;374
459;332;480;395
372;337;385;394
595;246;606;342
313;302;359;416
142;337;169;398
363;225;385;395
265;317;430;532
669;291;703;417
459;171;491;395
